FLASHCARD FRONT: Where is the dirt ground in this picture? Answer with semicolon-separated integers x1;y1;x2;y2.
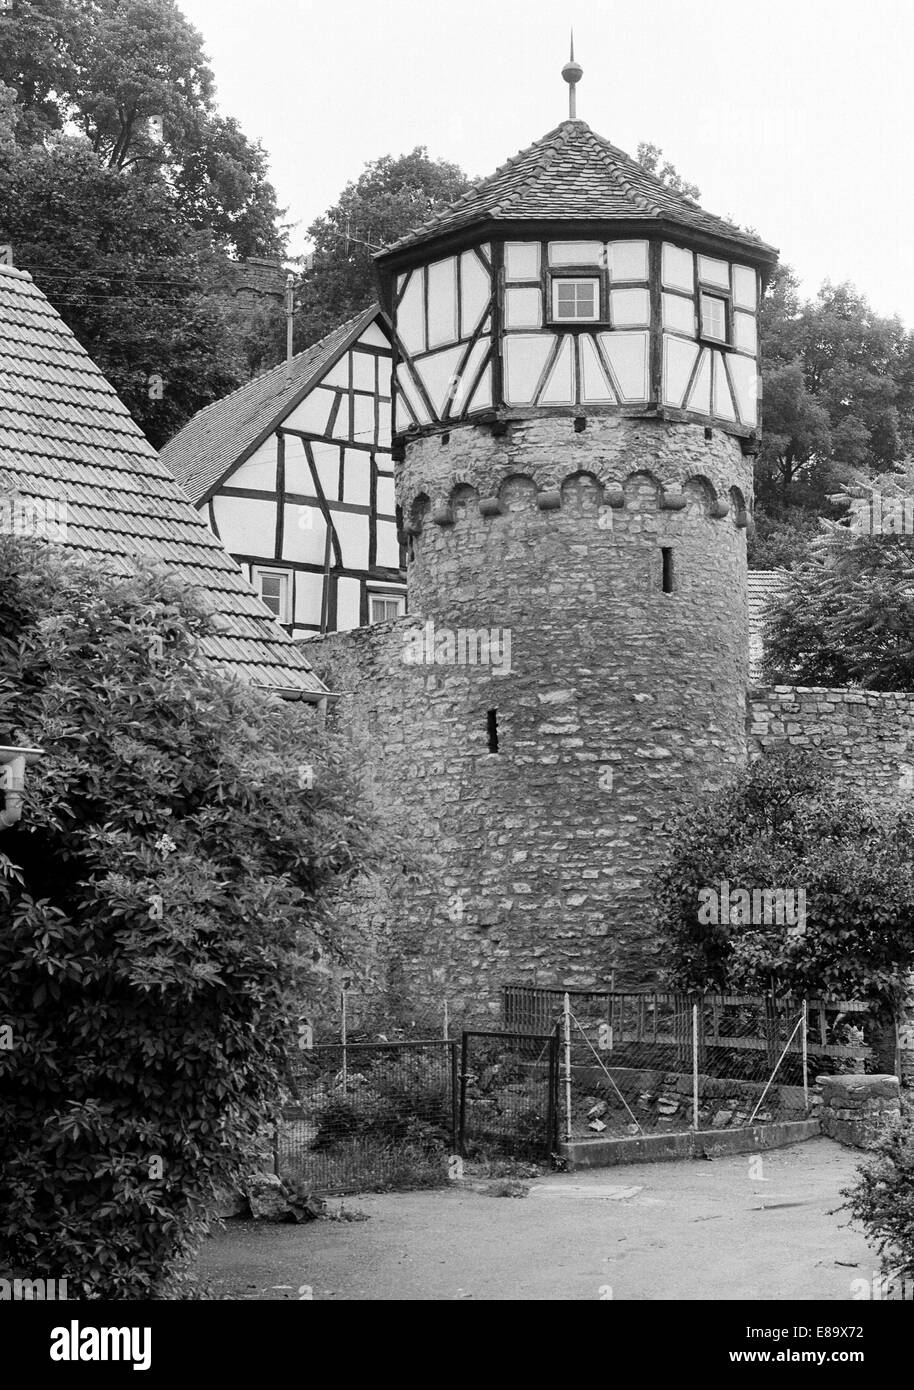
196;1137;877;1301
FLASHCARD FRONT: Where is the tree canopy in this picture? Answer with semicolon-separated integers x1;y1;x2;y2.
294;148;472;349
0;0;287;447
654;748;914;1008
762;529;914;690
755;271;914;559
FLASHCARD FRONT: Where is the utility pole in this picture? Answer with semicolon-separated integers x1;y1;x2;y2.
284;273;295;376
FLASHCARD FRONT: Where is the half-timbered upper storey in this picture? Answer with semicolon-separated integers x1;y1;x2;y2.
162;306;405;641
375;119;778;441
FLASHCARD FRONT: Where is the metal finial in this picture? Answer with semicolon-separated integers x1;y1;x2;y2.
562;29;583;120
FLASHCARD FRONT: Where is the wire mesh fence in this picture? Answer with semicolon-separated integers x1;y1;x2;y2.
279;1040;457;1194
502;984;876;1142
458;1030;558;1160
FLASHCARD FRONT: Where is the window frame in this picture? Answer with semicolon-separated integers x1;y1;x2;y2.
252;565;292;625
548;273;602;325
698;288;731;347
368;592;406;625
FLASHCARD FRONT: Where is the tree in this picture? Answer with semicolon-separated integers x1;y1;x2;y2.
635;142;701;201
0;137;248;447
0;535;376;1298
295;149;472;347
653;748;914;1008
762;529;914;689
0;0;284;260
756;276;914;522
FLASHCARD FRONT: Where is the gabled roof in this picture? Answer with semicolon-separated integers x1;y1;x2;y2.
161;305;387;506
0;265;325;698
748;569;788;682
379;119;777;265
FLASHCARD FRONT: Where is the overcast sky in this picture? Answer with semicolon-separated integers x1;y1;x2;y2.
177;0;914;327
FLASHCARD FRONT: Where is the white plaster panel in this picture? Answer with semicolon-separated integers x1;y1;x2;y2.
686;348;712;414
335;576;362;632
230;437;276;492
342;449;371;506
460;250;491;333
609;240;649;281
713;351;737;421
662;292;696;336
549;240;603;266
282;503;327;565
505;286;543;329
376;519;401;568
698;255;731;289
662;243;694;292
427;257;458;348
397;271;425;354
611;288;650;327
598;331;649;402
212;494;275;556
732;265;757;311
728;353;759;426
580;333;615;402
663;335;700;408
503;334;554;406
505;242;541;280
284;386;336;436
733;311;758;355
539;336;575;405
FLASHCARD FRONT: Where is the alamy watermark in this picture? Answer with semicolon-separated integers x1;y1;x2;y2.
401;619;512;676
698;880;807;933
0;1275;68;1299
0;490;68;541
848;491;914;536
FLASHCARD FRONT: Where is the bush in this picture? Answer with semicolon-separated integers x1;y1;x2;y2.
842;1117;914;1284
653;748;914;1007
0;537;375;1298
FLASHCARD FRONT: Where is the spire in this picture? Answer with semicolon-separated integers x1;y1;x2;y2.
561;29;583;120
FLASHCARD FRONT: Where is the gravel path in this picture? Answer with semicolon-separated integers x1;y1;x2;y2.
196;1137;875;1301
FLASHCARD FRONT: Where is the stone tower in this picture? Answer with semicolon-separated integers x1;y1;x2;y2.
351;76;778;1007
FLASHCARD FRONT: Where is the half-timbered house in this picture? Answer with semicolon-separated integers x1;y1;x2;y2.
0;263;325;700
162;306;405;641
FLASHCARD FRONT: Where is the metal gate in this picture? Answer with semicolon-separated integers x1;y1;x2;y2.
279;1039;458;1193
458;1029;559;1159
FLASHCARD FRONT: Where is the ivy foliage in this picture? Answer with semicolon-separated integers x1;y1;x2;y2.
0;536;375;1298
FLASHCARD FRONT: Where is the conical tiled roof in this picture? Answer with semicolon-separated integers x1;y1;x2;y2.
380;119;777;263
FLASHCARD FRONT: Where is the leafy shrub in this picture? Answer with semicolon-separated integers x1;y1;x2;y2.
653;748;914;1010
763;532;914;689
0;537;375;1297
842;1117;914;1284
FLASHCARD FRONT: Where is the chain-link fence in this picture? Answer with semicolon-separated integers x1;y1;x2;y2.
501;985;876;1142
279;1040;457;1193
458;1030;558;1160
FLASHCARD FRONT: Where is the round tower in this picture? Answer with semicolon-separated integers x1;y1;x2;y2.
373;69;778;1003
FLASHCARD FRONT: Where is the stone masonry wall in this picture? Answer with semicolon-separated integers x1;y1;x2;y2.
309;414;753;1013
747;685;914;798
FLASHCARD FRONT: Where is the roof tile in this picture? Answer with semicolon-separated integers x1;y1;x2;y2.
0;266;326;697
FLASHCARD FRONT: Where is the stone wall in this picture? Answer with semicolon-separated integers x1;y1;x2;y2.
309;414;753;1011
747;686;914;799
818;1074;901;1149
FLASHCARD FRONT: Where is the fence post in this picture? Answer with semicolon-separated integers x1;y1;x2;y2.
563;992;573;1143
692;1002;700;1131
341;988;348;1092
458;1031;469;1157
801;999;809;1113
449;1040;459;1156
